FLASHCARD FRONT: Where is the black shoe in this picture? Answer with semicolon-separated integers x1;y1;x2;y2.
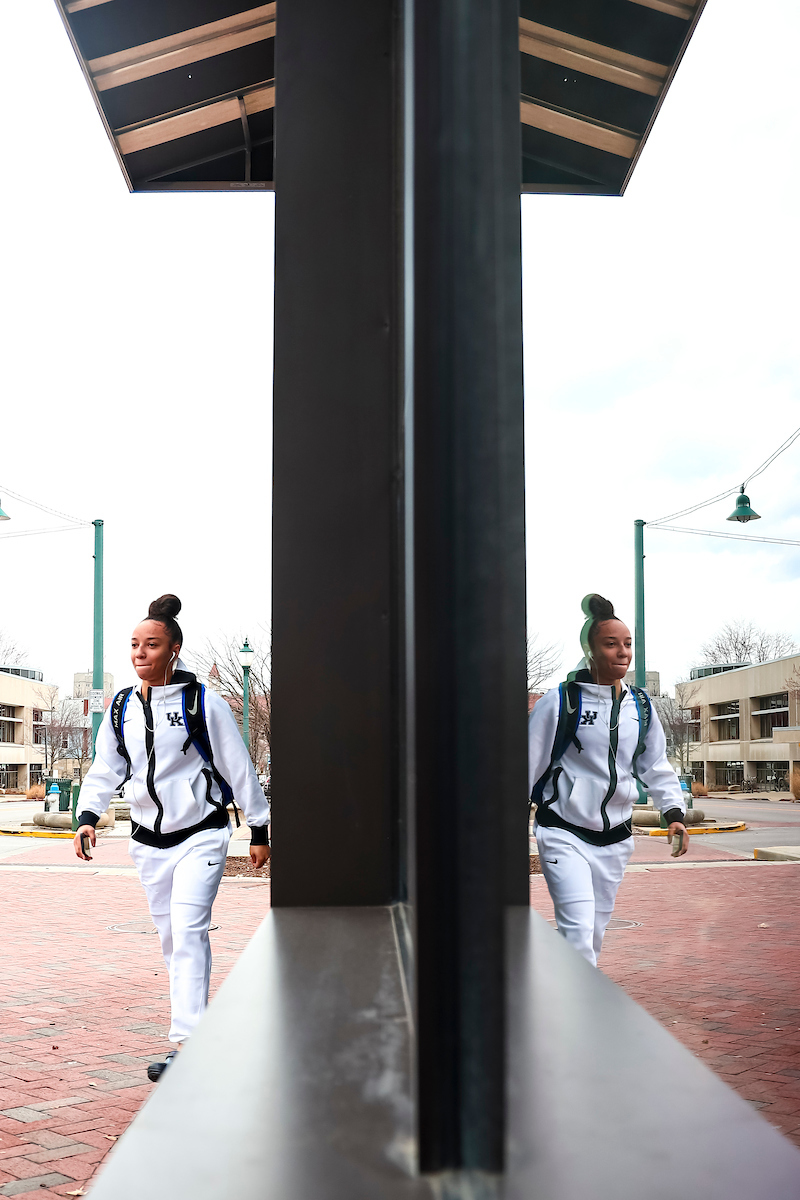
147;1050;178;1083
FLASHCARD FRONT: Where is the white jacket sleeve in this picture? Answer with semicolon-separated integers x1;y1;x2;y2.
528;689;560;799
636;703;686;820
204;692;270;837
75;706;127;824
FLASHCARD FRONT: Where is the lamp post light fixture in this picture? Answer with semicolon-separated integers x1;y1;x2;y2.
727;487;760;523
0;500;9;521
239;639;255;751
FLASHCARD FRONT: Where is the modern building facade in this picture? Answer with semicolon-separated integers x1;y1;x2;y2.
686;655;800;790
0;667;50;791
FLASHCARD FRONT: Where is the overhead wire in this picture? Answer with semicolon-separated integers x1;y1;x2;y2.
648;423;800;527
0;483;90;528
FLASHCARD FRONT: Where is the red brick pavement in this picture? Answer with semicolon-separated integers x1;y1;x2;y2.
531;862;800;1148
0;843;269;1198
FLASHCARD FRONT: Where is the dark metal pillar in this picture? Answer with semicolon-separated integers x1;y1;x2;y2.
271;0;403;906
411;0;527;1173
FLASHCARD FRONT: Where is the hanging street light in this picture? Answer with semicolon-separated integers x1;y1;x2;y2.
0;500;9;521
726;487;761;523
239;638;255;751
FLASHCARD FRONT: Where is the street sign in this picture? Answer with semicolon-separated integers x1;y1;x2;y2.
89;689;104;714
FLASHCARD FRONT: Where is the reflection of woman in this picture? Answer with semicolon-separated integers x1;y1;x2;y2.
74;595;270;1080
529;594;688;966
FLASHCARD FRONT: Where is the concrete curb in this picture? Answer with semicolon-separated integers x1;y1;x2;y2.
753;846;800;862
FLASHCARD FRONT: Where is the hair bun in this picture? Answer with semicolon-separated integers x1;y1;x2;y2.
148;594;182;621
586;594;615;622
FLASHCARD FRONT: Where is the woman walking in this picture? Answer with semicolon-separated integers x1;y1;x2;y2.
529;593;688;966
74;595;270;1080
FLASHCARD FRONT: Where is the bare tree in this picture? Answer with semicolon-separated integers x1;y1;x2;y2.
701;621;798;666
61;700;93;782
527;634;562;693
0;632;27;666
189;630;271;773
32;686;73;776
654;680;700;774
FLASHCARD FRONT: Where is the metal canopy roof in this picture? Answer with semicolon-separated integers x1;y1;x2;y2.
56;0;705;196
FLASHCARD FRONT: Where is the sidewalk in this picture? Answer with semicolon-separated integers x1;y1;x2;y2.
0;842;269;1198
531;861;800;1149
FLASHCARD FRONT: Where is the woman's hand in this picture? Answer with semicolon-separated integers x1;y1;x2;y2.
667;822;689;856
74;825;96;861
250;844;271;869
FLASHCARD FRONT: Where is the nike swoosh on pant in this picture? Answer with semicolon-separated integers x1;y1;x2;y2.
544;858;558;864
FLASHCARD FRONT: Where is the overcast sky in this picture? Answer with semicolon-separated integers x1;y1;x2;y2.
1;0;798;701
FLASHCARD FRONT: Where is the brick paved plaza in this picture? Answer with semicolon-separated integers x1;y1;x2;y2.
0;835;268;1198
532;860;800;1148
0;828;796;1197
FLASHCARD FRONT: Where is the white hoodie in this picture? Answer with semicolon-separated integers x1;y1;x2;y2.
78;670;270;844
528;680;685;841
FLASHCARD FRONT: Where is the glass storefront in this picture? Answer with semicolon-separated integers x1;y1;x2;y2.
715;761;744;786
0;765;19;789
755;761;789;791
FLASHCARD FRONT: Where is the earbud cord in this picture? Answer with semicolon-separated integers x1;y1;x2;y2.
131;651;177;810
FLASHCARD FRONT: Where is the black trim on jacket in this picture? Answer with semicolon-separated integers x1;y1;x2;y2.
535;803;632;846
131;806;228;849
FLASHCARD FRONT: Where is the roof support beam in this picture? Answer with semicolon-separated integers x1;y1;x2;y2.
519;18;667;96
117;85;274;154
89;4;276;93
627;0;699;18
520;99;638;158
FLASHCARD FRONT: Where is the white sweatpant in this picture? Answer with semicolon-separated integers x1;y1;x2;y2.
535;824;633;967
129;825;230;1043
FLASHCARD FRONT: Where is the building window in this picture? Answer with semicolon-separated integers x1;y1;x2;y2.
760;710;789;738
29;765;43;785
754;693;788;711
0;765;19;789
32;709;42;723
0;721;15;744
714;700;740;716
33;726;46;745
690;761;704;783
73;768;81;779
0;704;15;719
715;717;739;741
716;761;744;786
756;761;789;790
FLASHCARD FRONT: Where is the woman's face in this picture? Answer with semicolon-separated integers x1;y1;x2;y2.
590;618;632;684
131;620;181;686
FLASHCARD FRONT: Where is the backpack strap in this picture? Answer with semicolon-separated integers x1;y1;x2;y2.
110;688;134;784
181;682;240;827
629;686;652;785
530;680;582;809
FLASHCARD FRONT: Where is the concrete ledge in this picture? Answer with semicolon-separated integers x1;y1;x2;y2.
754;846;800;862
88;907;800;1200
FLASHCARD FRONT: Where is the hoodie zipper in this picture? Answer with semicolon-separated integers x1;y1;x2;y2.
599;685;623;833
137;691;165;836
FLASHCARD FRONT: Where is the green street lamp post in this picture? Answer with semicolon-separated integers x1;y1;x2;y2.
239;639;255;753
91;520;104;755
634;519;646;691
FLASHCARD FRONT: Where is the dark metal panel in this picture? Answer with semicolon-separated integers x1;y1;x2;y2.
68;0;251;60
521;122;630;190
521;0;690;63
412;0;528;1172
87;908;800;1199
123;119;245;183
520;54;656;136
271;0;403;906
100;40;274;130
